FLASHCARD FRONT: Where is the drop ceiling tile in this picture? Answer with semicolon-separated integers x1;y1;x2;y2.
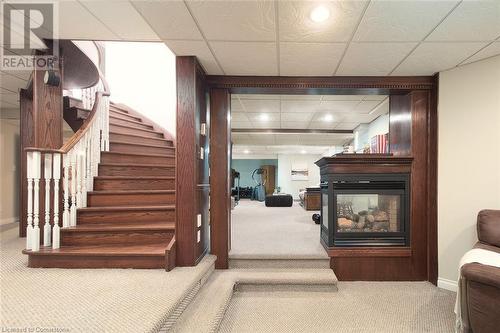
240;99;280;113
426;1;500;41
80;1;159;40
281;121;308;129
132;0;202;40
186;0;275;41
280;42;346;76
279;1;368;42
353;100;383;114
231;112;250;122
319;100;360;112
461;42;500;65
210;42;277;75
57;1;118;40
309;121;338;130
322;95;364;101
335;122;360;130
246;113;280;122
362;95;388;101
336;42;417;76
281;100;321;113
231;99;245;112
237;94;280;100
280;112;313;122
354;1;458;42
231;121;252;129
274;134;301;145
341;113;376;123
252;122;281;129
164;40;222;74
279;95;322;101
392;42;488;75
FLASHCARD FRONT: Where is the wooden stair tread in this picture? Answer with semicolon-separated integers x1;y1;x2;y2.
94;176;175;180
109;114;151;126
110;140;175;150
98;163;174;168
102;151;174;158
109;123;163;135
23;243;171;257
78;205;175;212
62;222;175;232
88;189;175;195
109;131;172;143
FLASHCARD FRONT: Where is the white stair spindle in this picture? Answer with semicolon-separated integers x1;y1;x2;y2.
26;152;34;250
79;152;87;207
62;154;70;228
52;153;61;249
32;151;41;251
70;152;77;227
43;153;52;247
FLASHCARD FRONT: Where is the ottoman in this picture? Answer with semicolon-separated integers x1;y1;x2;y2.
265;194;293;207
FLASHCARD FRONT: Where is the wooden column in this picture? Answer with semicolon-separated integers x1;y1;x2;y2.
175;56;210;266
209;88;231;269
19;67;63;237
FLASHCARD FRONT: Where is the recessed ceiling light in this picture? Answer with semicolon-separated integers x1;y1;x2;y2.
243;149;250;154
301;149;307;154
259;114;269;121
324;114;334;122
310;6;330;23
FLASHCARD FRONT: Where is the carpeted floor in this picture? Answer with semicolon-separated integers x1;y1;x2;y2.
230;200;327;258
0;227;215;333
219;282;456;333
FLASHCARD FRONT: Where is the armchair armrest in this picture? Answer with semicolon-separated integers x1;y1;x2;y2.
461;263;500;289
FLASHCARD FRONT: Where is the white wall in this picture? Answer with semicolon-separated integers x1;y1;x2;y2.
277;154;322;199
438;55;500;289
0;118;20;225
105;42;177;136
353;112;389;152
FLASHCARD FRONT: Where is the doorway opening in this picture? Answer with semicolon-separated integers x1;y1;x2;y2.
229;93;390;259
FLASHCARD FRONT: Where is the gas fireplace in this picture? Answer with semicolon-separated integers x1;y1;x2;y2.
320;173;410;247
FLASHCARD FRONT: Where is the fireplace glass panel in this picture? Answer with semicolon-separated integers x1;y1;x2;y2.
336;194;400;233
321;192;328;229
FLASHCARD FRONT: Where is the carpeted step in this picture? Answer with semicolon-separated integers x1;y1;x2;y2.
228;256;331;269
170;268;338;333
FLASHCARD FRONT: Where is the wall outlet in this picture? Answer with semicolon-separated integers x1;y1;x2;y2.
197;214;202;227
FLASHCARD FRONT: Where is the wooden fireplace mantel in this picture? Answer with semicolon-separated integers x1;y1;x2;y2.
316;154;413;174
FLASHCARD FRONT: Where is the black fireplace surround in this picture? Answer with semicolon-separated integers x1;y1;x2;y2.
321;173;410;247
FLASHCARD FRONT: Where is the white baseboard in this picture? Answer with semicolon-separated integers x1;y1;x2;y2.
438;277;458;292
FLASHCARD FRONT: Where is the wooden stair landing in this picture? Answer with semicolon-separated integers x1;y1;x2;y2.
24;103;176;270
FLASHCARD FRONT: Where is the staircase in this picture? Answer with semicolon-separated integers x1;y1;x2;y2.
24;103;177;270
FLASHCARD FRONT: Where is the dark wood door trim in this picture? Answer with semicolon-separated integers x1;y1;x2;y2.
209;88;231;269
204;75;438;284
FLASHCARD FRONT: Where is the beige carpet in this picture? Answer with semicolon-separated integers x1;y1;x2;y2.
172;268;339;333
219;282;456;333
230;200;327;258
0;227;216;333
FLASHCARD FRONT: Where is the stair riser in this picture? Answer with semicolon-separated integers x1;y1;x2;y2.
109;133;173;147
94;178;175;190
110;117;153;130
110;125;163;138
88;192;175;206
61;230;174;246
109;143;175;156
28;255;166;269
98;165;175;177
78;209;175;224
109;110;141;122
101;153;174;165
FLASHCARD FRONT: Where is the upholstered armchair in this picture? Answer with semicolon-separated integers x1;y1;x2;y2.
459;210;500;333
